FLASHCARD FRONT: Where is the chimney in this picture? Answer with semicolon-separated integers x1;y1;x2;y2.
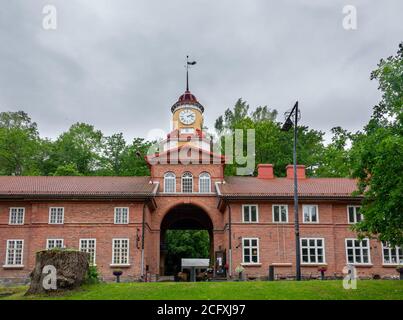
257;164;274;179
286;165;306;179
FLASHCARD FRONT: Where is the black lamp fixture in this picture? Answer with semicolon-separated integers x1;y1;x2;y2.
281;101;302;281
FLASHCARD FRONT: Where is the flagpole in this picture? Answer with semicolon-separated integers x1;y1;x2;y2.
186;55;189;91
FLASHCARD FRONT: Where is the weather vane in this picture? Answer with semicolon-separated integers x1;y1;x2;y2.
186;55;197;91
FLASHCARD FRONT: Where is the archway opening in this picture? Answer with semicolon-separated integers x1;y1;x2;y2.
160;204;213;277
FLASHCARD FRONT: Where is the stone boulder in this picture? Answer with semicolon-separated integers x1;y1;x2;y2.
26;250;89;295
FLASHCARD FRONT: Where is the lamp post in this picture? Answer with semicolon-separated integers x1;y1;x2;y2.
281;101;301;281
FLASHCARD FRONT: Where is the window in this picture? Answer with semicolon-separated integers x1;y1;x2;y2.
382;243;403;265
112;239;129;265
242;205;258;223
49;207;64;224
301;238;325;264
9;208;25;225
181;172;193;193
347;206;363;224
199;172;211;193
114;207;129;224
273;205;288;223
5;240;24;266
164;172;176;193
345;238;371;264
303;205;319;223
180;128;195;135
47;239;64;250
80;239;97;265
242;238;259;264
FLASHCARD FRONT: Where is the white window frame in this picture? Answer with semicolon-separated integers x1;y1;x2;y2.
242;237;260;264
242;204;259;223
111;238;130;266
46;239;64;250
49;207;64;224
347;205;363;224
345;238;371;265
272;204;288;223
79;238;97;266
302;205;319;223
4;239;24;267
9;207;25;225
198;172;211;193
300;238;326;264
163;172;176;193
181;172;193;193
114;207;129;224
382;242;403;265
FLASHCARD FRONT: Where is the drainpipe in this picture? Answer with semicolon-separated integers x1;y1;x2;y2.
228;203;232;278
141;202;146;280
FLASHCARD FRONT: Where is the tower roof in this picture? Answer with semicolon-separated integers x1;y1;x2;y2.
171;90;204;113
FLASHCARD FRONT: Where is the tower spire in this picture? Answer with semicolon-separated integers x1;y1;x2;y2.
186;55;196;92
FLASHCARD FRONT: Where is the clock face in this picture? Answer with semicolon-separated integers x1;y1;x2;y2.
179;109;196;125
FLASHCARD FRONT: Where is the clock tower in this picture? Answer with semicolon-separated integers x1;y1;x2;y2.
160;57;211;152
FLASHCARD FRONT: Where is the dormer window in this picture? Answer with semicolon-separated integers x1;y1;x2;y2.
164;172;176;193
182;172;193;193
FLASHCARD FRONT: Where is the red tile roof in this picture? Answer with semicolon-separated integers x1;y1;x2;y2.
217;176;361;199
0;176;157;199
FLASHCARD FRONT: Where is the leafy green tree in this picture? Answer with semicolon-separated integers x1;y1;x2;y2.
118;138;151;176
0;111;41;175
315;127;353;177
51;123;104;175
351;43;403;246
53;163;82;176
100;133;127;176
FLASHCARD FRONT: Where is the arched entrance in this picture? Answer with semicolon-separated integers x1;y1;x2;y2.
160;204;214;276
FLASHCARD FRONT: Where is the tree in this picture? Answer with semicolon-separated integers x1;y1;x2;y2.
101;133;127;176
53;164;82;176
315;127;353;177
351;43;403;246
118;138;151;176
0;111;41;175
51;123;104;175
214;100;324;177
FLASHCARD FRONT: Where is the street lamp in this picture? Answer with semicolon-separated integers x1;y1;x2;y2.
281;101;301;281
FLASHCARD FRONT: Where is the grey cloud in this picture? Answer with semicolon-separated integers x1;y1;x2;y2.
0;0;402;143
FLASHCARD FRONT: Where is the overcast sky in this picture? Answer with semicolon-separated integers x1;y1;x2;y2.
1;1;402;143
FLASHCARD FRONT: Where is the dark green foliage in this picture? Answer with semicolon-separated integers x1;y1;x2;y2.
85;265;100;284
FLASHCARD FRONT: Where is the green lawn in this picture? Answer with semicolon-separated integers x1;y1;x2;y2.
1;280;402;300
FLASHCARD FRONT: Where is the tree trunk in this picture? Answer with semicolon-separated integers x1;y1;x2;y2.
26;250;89;295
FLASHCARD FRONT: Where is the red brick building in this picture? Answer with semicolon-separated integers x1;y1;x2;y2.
0;89;401;283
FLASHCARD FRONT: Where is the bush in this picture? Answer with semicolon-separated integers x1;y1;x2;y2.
85;265;100;284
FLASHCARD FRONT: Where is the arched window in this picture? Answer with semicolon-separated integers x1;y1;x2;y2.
199;172;211;193
181;172;193;193
164;172;176;193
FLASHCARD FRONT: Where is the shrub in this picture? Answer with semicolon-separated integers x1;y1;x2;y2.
85;265;100;284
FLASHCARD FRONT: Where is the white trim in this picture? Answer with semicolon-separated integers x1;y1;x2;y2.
300;237;326;264
381;242;403;266
347;205;362;224
272;204;289;223
46;238;64;250
242;237;260;264
8;207;25;225
5;239;24;266
111;238;130;265
48;207;64;224
345;238;371;265
114;207;129;224
302;205;319;223
79;238;97;266
241;204;259;223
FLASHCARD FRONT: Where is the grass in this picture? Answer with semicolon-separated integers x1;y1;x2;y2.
1;280;402;300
